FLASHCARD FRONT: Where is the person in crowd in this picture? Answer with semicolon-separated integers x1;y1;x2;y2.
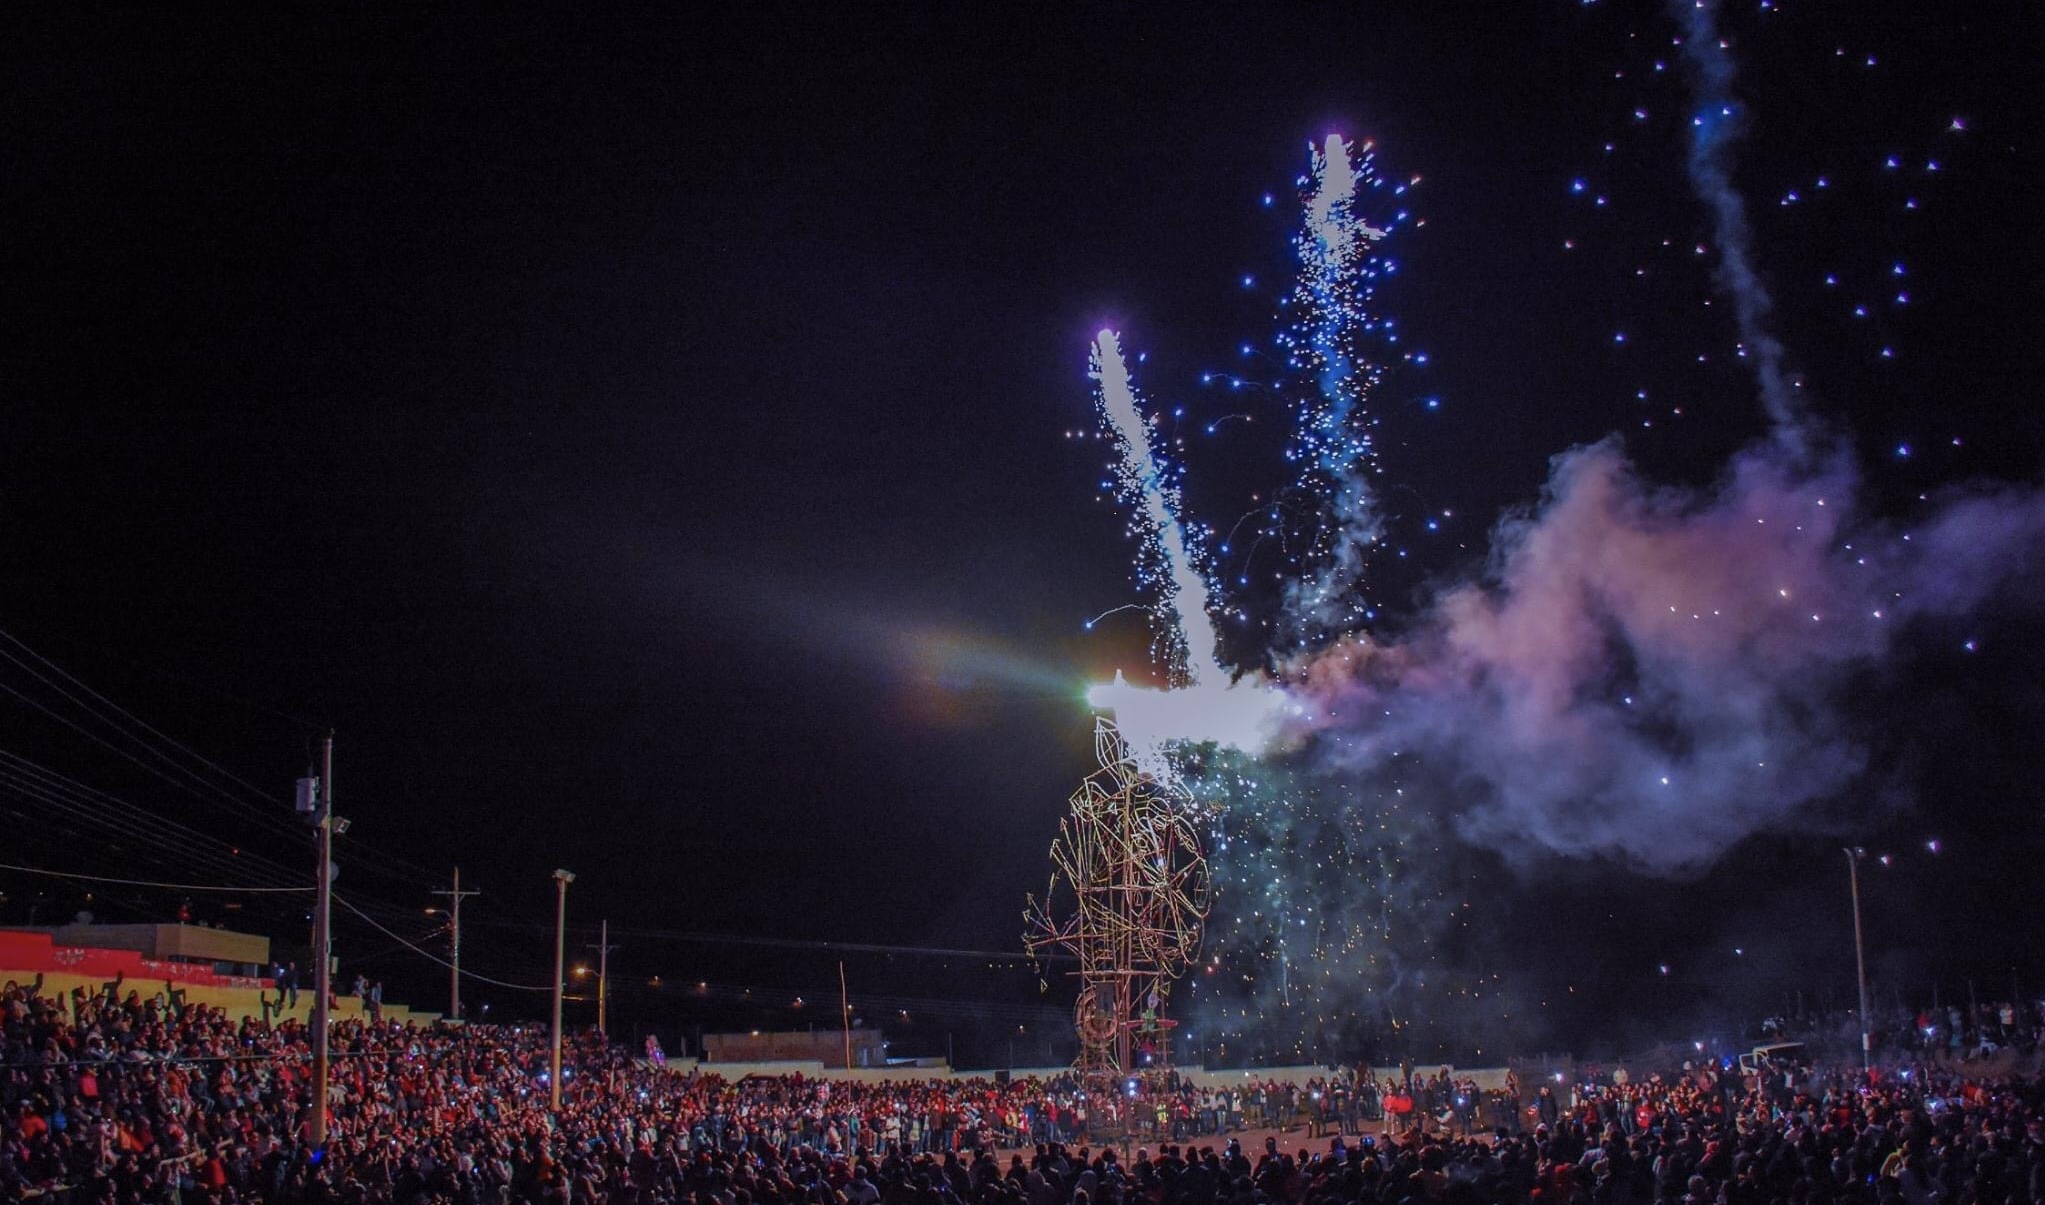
6;974;2045;1205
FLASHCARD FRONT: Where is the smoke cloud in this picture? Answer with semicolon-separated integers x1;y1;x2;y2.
1256;0;2045;873
1283;435;2045;873
1088;5;2043;1058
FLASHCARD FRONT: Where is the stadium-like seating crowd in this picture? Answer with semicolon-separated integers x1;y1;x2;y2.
6;975;2044;1204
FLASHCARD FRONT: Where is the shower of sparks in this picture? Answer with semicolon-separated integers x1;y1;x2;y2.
1087;330;1291;773
1057;6;2035;1064
1279;134;1409;645
1088;329;1223;686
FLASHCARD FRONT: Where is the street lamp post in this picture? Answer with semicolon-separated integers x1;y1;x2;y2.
1846;847;1872;1075
551;869;575;1110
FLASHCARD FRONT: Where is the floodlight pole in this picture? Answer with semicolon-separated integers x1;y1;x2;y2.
1846;847;1872;1075
551;869;575;1109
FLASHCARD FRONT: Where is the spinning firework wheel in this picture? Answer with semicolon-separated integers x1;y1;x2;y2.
1025;717;1211;1076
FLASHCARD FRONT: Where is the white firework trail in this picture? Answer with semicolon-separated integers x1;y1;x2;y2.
1087;330;1290;772
1670;0;1803;449
1282;134;1397;641
1089;329;1223;686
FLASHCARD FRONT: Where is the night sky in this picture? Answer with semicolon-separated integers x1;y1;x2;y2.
5;3;2042;1065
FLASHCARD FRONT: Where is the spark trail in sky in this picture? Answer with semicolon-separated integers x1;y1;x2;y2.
1671;0;1801;444
1088;330;1222;686
1084;137;1419;777
1067;34;2045;1055
1078;142;1429;1055
1086;332;1288;771
1216;64;2040;1036
1281;134;1401;642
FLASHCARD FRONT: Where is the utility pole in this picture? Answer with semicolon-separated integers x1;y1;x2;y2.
312;734;337;1146
1845;847;1872;1076
838;961;852;1070
551;869;575;1110
584;920;619;1036
432;868;480;1022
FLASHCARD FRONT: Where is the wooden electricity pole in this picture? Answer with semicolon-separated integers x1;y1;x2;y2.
312;735;335;1145
432;869;480;1021
584;920;620;1036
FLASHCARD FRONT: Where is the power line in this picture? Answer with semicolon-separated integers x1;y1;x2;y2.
0;676;278;823
2;628;328;733
0;861;1068;1027
618;976;1073;1029
0;748;464;933
462;917;1067;964
0;657;304;840
332;894;552;992
0;753;313;894
0;862;312;893
0;629;446;890
0;761;306;891
0;628;282;809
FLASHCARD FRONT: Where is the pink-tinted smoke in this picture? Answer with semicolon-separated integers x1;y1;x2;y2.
1285;435;2045;872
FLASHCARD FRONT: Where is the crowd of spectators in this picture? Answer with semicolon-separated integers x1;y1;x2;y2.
1759;1002;2045;1065
7;972;2045;1204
